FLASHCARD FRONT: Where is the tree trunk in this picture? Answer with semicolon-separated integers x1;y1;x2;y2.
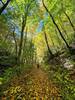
63;11;75;32
55;29;62;46
24;27;27;47
42;0;70;50
44;31;54;57
12;28;18;58
0;0;11;15
59;16;69;40
22;27;28;63
18;0;34;63
49;33;55;48
18;14;27;63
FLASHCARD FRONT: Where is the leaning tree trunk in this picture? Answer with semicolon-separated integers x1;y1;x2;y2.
0;0;11;15
59;16;69;40
55;29;62;46
42;0;70;50
49;32;57;52
49;33;55;48
63;11;75;33
44;31;54;57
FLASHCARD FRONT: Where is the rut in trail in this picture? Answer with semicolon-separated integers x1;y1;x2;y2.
1;68;61;100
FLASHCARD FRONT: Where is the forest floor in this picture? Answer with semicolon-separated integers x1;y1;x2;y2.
1;67;61;100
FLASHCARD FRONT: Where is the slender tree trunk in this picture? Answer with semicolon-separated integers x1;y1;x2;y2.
24;27;27;47
12;28;18;63
18;14;27;62
18;0;34;63
12;28;18;57
49;33;57;52
42;0;70;50
59;17;69;40
55;29;62;46
49;33;55;47
44;31;54;56
63;11;75;32
22;27;27;63
0;0;11;15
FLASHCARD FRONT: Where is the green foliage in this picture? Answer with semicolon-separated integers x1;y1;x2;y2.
0;0;75;99
43;50;51;64
22;39;36;65
46;65;75;100
0;64;33;85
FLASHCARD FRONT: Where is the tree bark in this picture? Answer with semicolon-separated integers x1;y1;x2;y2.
59;16;69;40
63;11;75;32
22;27;28;63
0;0;11;15
44;31;54;56
12;27;18;57
18;0;35;63
18;14;27;62
55;29;61;46
42;0;70;50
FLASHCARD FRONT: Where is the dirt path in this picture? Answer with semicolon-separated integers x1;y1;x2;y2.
1;68;61;100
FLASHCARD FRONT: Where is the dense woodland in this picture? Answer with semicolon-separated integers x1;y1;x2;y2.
0;0;75;99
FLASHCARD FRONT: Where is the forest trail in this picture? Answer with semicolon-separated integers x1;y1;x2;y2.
1;67;61;100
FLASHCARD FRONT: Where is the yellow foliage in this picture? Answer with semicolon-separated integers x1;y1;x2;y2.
1;68;60;99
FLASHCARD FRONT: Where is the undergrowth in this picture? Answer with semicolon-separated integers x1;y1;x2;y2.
0;64;33;97
44;64;75;100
